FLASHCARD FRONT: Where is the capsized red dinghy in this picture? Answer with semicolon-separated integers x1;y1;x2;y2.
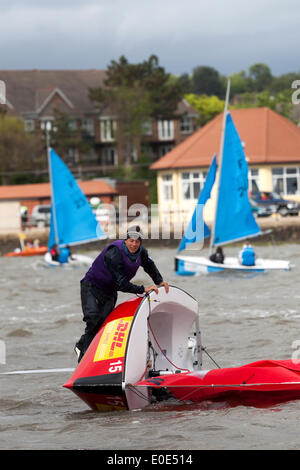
136;359;300;407
63;286;201;411
63;286;300;411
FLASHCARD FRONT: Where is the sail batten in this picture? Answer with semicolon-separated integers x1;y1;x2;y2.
48;148;106;249
213;231;261;247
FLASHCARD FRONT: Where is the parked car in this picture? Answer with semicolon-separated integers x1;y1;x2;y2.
30;205;51;227
251;192;299;217
249;199;272;217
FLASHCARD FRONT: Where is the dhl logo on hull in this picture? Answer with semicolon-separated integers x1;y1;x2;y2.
93;316;133;362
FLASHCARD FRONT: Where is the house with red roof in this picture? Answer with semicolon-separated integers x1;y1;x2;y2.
0;177;151;233
150;107;300;224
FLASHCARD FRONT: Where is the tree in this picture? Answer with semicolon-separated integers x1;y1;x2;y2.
111;152;158;203
228;71;251;95
176;73;193;94
269;72;300;94
192;66;225;98
248;63;273;92
0;115;43;184
231;89;293;120
89;55;183;165
273;90;294;120
184;93;225;126
50;109;93;163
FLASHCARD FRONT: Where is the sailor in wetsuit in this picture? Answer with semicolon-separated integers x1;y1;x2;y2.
74;226;169;362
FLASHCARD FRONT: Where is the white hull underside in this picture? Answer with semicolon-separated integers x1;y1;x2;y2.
44;252;93;267
176;255;290;274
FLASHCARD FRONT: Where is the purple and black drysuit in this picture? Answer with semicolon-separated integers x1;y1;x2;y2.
75;240;163;361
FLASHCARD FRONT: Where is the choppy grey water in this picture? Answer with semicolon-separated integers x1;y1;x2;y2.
1;242;300;450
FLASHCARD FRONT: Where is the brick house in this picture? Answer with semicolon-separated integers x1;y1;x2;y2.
0;70;199;177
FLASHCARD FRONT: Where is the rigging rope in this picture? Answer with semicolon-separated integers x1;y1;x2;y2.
202;346;221;369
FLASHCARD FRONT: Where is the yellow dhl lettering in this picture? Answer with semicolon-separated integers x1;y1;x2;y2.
93;316;132;362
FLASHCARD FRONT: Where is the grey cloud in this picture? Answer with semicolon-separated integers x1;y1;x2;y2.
0;0;300;76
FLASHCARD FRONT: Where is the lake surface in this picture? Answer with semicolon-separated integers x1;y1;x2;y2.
1;242;300;450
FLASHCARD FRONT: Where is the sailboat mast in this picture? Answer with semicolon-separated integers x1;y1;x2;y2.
209;79;231;255
47;147;59;246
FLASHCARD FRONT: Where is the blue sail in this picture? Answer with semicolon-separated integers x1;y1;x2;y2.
178;155;217;252
213;113;261;246
48;148;105;249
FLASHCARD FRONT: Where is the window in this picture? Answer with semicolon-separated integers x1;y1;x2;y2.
141;143;154;158
102;147;117;166
24;119;35;132
40;120;53;132
272;167;300;195
82;119;94;136
100;119;116;142
158;120;174;140
180;116;193;133
182;172;207;200
37;206;50;214
161;174;173;201
142;120;152;135
68;120;77;130
130;147;138;163
248;168;259;195
66;148;78;165
158;145;174;158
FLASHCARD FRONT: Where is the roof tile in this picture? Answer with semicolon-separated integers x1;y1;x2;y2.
0;180;117;200
150;107;300;170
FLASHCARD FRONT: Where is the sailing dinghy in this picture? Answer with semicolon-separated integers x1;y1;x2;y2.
44;148;106;267
175;83;290;274
5;246;47;258
63;286;300;411
5;232;47;258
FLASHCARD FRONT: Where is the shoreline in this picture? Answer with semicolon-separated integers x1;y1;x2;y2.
1;215;300;255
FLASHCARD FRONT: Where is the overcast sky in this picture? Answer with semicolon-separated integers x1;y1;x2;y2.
0;0;300;77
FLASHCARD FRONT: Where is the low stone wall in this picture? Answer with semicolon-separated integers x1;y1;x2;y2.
253;215;300;243
0;215;300;256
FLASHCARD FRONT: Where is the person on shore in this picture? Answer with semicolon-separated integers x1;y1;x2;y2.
239;241;256;266
74;226;169;362
209;246;225;264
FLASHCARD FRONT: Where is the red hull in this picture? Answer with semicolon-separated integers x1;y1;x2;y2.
63;296;143;411
138;360;300;406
